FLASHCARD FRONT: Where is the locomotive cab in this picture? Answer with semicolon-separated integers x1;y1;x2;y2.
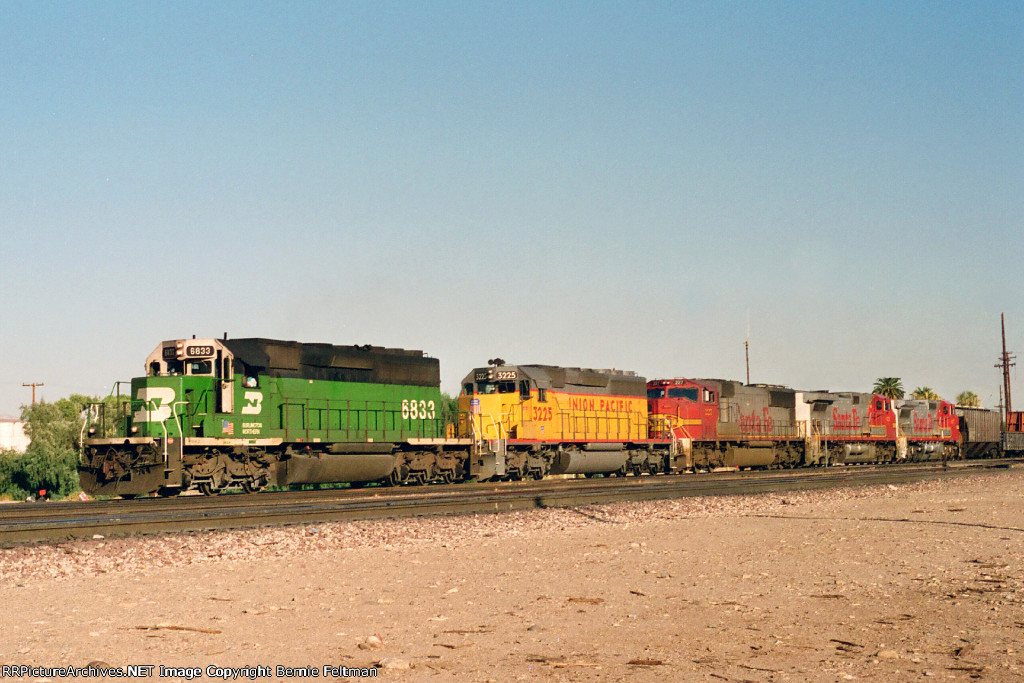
646;378;719;440
144;338;236;416
459;364;536;440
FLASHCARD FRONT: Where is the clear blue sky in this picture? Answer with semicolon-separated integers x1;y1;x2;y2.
1;1;1021;416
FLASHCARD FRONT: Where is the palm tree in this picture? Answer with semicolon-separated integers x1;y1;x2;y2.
873;377;905;399
956;391;980;408
911;386;940;400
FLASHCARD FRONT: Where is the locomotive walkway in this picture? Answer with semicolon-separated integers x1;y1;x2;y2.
0;460;1018;546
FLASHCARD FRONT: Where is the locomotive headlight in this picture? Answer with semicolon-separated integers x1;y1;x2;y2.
130;425;139;434
87;426;97;436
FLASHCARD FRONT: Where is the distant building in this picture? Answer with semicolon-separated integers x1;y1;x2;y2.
0;418;30;453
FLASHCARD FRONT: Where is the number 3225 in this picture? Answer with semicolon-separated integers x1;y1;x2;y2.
532;406;553;421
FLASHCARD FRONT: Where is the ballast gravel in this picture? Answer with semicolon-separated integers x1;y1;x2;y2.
1;469;1022;682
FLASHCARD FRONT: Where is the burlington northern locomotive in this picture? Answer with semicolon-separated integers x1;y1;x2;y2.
79;336;1010;497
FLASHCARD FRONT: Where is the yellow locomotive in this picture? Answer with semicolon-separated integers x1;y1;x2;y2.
457;362;670;479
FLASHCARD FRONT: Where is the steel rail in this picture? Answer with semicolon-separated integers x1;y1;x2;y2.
0;460;1017;547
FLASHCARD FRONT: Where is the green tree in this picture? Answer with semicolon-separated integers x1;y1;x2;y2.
438;391;460;434
873;377;905;399
0;393;131;500
911;386;940;400
956;391;980;407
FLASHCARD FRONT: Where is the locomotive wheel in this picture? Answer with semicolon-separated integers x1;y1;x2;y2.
198;482;218;496
385;465;410;486
439;469;455;484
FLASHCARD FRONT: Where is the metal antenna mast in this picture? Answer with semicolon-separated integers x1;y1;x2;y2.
996;313;1015;421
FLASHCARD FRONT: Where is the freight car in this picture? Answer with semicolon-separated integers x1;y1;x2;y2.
1004;411;1024;455
956;407;1002;459
80;337;472;497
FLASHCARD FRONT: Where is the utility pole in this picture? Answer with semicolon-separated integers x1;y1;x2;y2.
996;313;1015;422
22;382;44;405
744;315;751;385
744;339;750;385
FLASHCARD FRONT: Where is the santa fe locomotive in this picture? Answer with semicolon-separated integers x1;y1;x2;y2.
79;336;1012;497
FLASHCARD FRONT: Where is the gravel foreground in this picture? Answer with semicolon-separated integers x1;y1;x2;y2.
1;469;1022;681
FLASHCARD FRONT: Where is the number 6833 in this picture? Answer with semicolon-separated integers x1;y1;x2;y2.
402;399;436;420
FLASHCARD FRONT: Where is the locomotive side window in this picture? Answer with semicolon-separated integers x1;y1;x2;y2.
875;400;882;410
464;383;474;395
538;388;547;402
647;388;665;399
149;361;161;377
519;380;531;400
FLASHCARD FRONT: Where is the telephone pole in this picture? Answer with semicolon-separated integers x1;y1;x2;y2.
996;313;1015;421
22;382;44;405
744;339;750;385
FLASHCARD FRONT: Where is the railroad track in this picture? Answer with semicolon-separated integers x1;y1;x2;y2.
0;459;1018;547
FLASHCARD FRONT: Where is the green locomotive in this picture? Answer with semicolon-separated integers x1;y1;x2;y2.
79;337;471;496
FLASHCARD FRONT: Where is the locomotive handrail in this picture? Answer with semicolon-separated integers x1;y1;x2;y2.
167;400;189;465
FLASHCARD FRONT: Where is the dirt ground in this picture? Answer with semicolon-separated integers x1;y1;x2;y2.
1;468;1023;682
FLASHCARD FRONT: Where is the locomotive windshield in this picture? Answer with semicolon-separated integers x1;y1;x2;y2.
475;380;516;394
147;359;213;376
668;387;699;401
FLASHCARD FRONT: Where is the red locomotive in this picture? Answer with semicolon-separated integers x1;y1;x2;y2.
647;378;959;469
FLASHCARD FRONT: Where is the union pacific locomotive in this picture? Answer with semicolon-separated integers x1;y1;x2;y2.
79;336;1005;497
